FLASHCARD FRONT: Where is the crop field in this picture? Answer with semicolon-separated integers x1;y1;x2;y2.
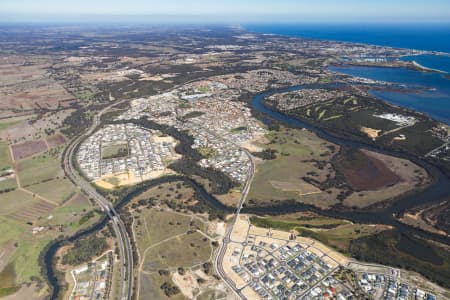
0;178;17;192
0;142;13;170
27;178;77;204
17;155;61;187
0;190;43;218
0;189;98;291
11;140;48;161
248;127;342;208
9;200;56;223
0;118;22;131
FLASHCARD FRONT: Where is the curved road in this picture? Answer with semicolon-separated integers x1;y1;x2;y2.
60;78;208;300
63;100;134;300
214;149;255;300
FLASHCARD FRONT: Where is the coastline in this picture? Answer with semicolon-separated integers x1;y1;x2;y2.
411;60;447;74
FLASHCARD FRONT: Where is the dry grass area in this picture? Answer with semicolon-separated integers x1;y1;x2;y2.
46;134;66;148
0;109;73;143
248;127;342;209
215;189;242;207
270;180;322;196
0;56;74;116
399;213;447;236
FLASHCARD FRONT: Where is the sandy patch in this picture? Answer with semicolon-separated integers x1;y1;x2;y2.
172;271;199;299
215;222;226;237
361;126;381;140
230;215;250;243
221;243;247;289
95;169;176;189
241;285;262;300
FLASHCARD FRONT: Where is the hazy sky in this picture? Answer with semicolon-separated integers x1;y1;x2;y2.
1;0;450;23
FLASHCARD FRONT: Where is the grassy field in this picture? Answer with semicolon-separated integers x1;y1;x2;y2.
197;147;217;158
260;212;349;228
101;143;129;160
250;214;389;252
0;119;22;131
0;186;97;292
27;178;77;204
0;263;20;296
247;127;342;208
17;155;61;187
0;142;13;170
140;273;186;300
0;178;17;191
132;205;213;299
142;232;212;271
0;190;42;216
135;209;193;254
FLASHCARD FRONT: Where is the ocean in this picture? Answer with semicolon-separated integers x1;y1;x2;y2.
244;23;450;53
245;23;450;124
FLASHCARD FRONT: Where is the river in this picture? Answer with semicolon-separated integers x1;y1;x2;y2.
246;85;450;246
329;65;450;125
44;86;450;299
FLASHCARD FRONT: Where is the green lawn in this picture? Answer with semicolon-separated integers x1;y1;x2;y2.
17;155;61;187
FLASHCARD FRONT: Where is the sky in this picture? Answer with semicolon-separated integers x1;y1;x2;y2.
1;0;450;23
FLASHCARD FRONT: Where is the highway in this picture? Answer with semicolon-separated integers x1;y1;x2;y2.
62;100;134;300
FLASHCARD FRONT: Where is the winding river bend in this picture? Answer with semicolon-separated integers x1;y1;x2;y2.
44;86;450;298
247;85;450;245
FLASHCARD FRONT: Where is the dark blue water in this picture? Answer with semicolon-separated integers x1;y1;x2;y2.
244;23;450;53
330;66;450;125
401;54;450;73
